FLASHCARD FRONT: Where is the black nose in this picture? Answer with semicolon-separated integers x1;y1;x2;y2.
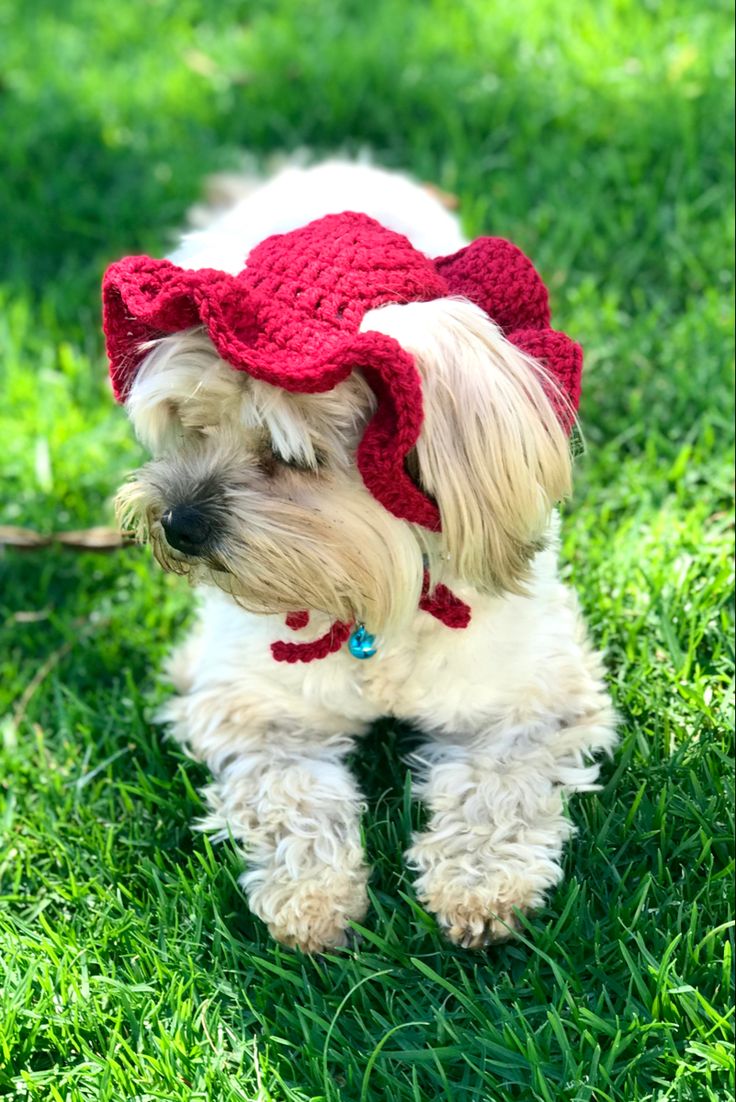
160;505;212;555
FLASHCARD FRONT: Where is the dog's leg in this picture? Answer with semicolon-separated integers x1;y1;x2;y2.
199;745;369;952
406;673;616;948
159;662;370;952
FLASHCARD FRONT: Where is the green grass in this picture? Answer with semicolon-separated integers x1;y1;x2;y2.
0;1;733;1099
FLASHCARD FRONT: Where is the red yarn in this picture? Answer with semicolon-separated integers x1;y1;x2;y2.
271;619;352;663
508;328;581;432
434;237;551;332
103;212;582;533
285;610;310;630
419;571;472;629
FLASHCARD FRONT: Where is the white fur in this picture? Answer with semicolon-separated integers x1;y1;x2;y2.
169;160;466;273
117;161;617;952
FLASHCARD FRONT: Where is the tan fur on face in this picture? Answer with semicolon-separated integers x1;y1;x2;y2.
362;298;573;593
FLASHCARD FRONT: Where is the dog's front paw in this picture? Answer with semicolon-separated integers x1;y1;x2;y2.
414;868;535;947
421;887;527;949
408;840;560;950
247;869;370;954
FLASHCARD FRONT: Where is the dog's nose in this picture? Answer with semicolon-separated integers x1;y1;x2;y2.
160;505;212;555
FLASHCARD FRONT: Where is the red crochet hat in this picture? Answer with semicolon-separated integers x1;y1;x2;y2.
103;212;581;532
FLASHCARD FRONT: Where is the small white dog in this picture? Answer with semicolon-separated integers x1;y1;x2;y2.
106;161;616;952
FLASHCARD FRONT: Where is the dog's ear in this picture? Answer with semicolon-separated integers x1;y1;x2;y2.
361;298;573;592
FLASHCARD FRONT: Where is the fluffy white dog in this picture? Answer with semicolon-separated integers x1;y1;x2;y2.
107;161;616;952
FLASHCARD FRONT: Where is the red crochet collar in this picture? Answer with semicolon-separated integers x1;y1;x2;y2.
272;570;471;663
103;212;582;663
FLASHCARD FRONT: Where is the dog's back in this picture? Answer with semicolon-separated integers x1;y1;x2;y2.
169;159;467;272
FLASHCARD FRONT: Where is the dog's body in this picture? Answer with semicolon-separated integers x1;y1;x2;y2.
111;162;616;952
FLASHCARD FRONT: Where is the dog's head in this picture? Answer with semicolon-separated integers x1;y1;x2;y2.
109;216;578;633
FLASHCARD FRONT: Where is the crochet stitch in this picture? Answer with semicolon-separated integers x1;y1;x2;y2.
271;619;353;664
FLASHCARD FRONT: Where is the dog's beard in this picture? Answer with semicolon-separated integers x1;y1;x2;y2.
115;452;426;631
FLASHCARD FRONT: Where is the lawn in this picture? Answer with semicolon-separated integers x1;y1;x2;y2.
0;1;734;1099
